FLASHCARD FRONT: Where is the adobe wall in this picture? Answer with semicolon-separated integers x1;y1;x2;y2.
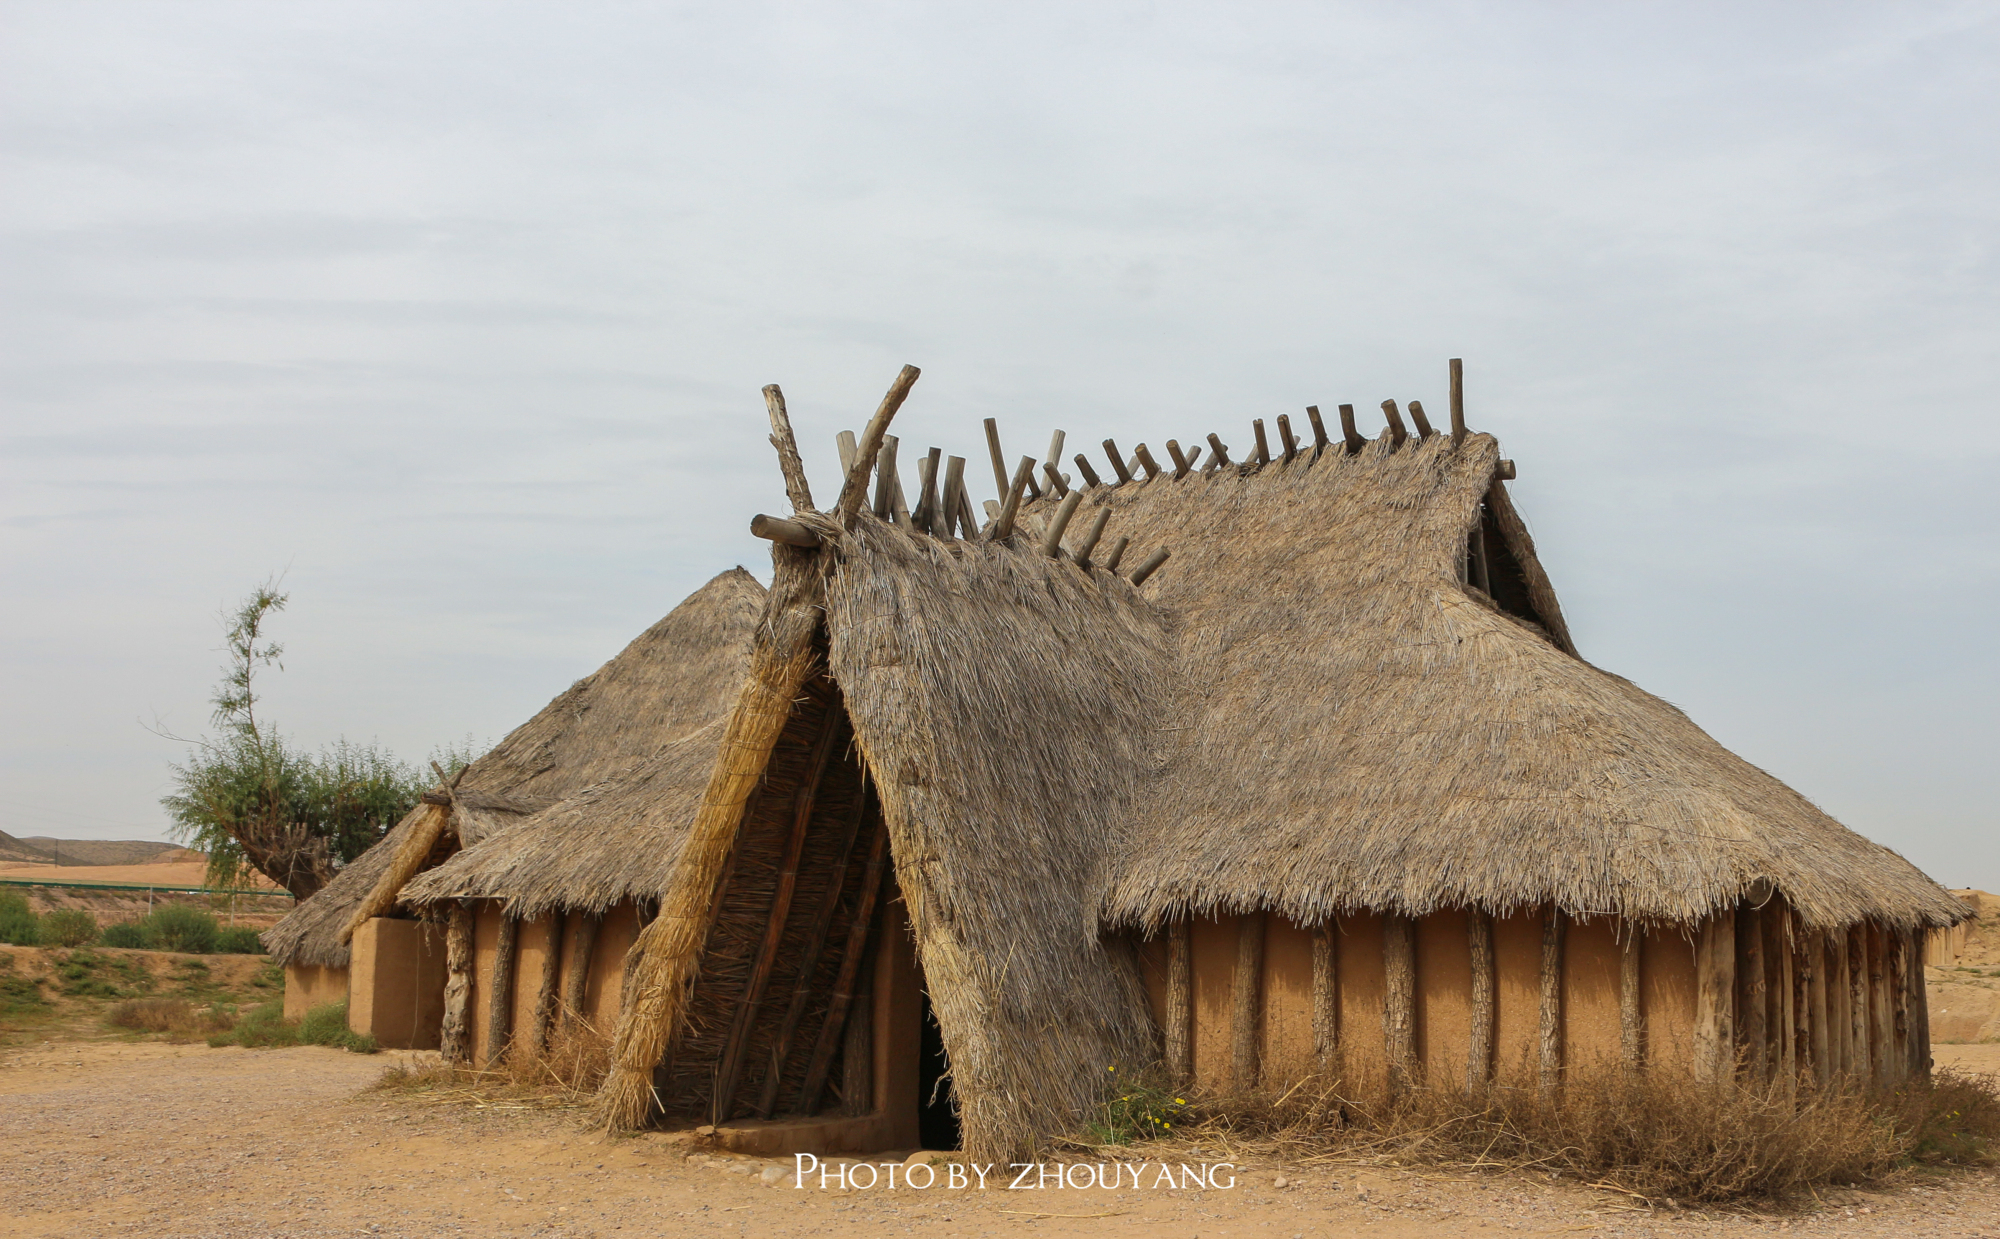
1155;909;1700;1095
283;963;348;1021
348;917;446;1049
465;899;647;1065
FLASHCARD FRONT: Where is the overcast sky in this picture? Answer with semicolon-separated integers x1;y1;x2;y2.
2;3;1995;889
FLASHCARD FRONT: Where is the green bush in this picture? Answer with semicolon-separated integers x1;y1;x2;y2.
216;926;265;955
142;904;218;954
0;891;40;946
299;1000;378;1053
56;949;153;998
41;908;98;948
207;999;376;1053
99;922;146;949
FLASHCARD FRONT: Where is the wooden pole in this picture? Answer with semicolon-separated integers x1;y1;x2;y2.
1251;420;1271;467
1868;923;1893;1088
1276;414;1299;463
1890;927;1911;1084
1449;359;1466;445
1165;439;1192;478
526;914;565;1060
1074;507;1112;569
983;418;1009;502
750;514;822;548
1737;902;1767;1081
1305;405;1331;456
992;455;1035;542
795;817;891;1114
835;366;920;528
440;900;474;1063
484;911;519;1068
1205;433;1231;467
872;434;898;519
1133;443;1163;480
1382;914;1416;1091
1773;903;1796;1094
1847;923;1870;1084
835;429;857;476
1072;453;1104;489
1407;400;1436;440
1129;546;1171;586
1827;928;1850;1079
754;762;872;1118
1101;536;1130;573
1041;490;1084;558
1908;927;1933;1081
1539;907;1564;1093
762;384;816;513
1807;929;1830;1087
1311;922;1338;1078
1231;912;1265;1092
712;709;844;1118
1041;461;1069;498
940;455;968;539
1380;400;1409;448
1337;404;1366;454
915;447;942;534
1102;439;1133;485
1166;919;1193;1085
561;913;600;1031
839;937;877;1116
1467;912;1494;1087
1619;924;1642;1069
1695;908;1735;1081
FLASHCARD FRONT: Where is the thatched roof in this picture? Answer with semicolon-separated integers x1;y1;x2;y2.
262;568;766;967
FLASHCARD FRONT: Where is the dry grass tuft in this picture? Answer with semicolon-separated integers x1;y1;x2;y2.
377;1018;612;1108
1093;1063;2000;1205
107;997;233;1040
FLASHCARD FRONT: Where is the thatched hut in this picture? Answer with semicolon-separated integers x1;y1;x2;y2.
594;367;1962;1164
260;568;764;1046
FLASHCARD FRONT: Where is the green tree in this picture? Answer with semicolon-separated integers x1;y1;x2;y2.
160;584;459;899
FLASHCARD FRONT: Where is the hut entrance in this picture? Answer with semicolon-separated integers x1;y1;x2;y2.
916;980;959;1150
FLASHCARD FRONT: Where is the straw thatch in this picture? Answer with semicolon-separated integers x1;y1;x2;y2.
262;567;766;968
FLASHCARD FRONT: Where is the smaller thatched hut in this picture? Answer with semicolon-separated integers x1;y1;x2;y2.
260;568;764;1046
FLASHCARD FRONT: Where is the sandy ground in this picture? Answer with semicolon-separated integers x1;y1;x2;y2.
1;1043;1998;1238
0;861;280;890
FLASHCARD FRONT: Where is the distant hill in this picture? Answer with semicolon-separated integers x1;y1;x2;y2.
5;835;186;866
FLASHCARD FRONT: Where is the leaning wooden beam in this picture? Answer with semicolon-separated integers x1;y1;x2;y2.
1042;490;1084;558
1380;399;1410;448
1205;433;1231;467
835;366;921;528
1128;547;1170;586
712;710;845;1118
485;911;520;1068
1072;453;1104;489
1133;443;1163;480
992;455;1035;541
342;800;452;944
526;914;565;1060
1337;403;1366;454
561;913;601;1031
1102;439;1133;485
1251;419;1272;467
1311;923;1338;1076
1074;507;1112;569
1407;400;1436;440
1694;907;1736;1081
796;817;891;1114
1276;414;1299;463
1305;405;1332;456
440;900;475;1063
753;763;872;1118
983;418;1009;503
750;514;822;547
1619;925;1642;1069
1450;358;1467;445
1467;912;1495;1087
1102;536;1130;572
1231;912;1265;1093
1166;919;1193;1084
1539;906;1564;1092
1383;914;1416;1091
762;384;815;512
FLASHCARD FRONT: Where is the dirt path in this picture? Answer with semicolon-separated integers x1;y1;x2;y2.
4;1041;2000;1239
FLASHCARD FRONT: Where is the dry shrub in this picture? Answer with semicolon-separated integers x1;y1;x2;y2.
108;997;233;1040
1130;1061;2000;1205
376;1017;611;1107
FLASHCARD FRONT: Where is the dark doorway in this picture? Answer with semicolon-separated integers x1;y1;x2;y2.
916;985;959;1150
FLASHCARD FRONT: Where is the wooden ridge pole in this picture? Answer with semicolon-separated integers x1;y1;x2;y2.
1133;443;1163;480
1251;420;1271;467
1230;912;1265;1093
762;385;815;513
440;899;474;1063
940;455;968;539
712;708;846;1118
1312;922;1339;1077
1276;414;1299;462
1205;433;1231;467
872;434;899;519
753;763;872;1119
914;447;942;534
796;817;891;1114
1305;405;1331;456
1407;400;1436;440
1383;914;1416;1092
835;366;921;528
1449;359;1467;445
485;911;519;1068
1467;912;1494;1087
1166;439;1192;478
1166;919;1193;1084
1102;439;1133;485
1380;400;1410;448
992;455;1035;541
1338;404;1366;454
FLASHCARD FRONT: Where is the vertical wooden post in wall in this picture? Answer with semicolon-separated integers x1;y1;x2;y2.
1311;923;1339;1078
1769;903;1795;1094
1806;929;1830;1087
1907;928;1932;1081
1826;929;1849;1078
1695;908;1736;1081
1737;902;1767;1081
526;914;565;1060
1848;924;1871;1085
1618;924;1642;1069
560;913;600;1030
485;912;520;1068
1166;919;1194;1085
1889;928;1911;1084
1467;912;1495;1089
1231;913;1266;1093
1539;907;1565;1093
1382;915;1416;1091
1867;923;1893;1088
440;900;475;1063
